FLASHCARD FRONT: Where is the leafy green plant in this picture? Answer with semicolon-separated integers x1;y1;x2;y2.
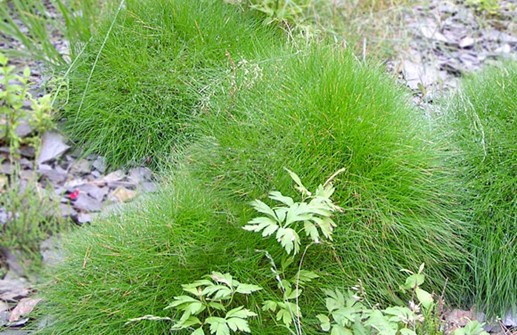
243;168;344;255
0;0;109;65
1;53;63;270
453;321;489;335
129;272;262;335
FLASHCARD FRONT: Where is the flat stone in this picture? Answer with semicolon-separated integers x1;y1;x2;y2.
92;156;106;173
503;309;517;326
128;167;153;183
109;187;137;203
0;330;31;335
37;132;70;164
69;159;91;175
0;248;24;278
40;237;64;268
18;145;35;158
77;212;93;224
0;277;30;301
140;182;157;193
38;164;67;184
459;36;475;49
59;203;77;218
73;193;102;212
77;184;108;202
14;119;32;139
0;163;11;174
0;301;9;313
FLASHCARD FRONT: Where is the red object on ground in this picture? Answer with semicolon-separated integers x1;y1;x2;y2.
68;189;80;201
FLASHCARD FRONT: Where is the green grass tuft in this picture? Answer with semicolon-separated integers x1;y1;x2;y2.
57;0;283;169
39;47;469;334
442;62;517;318
186;46;469;306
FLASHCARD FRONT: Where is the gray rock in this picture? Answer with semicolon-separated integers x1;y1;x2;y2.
459;36;475;49
503;308;517;327
92;156;106;173
38;164;67;184
128;167;153;183
69;159;91;175
77;212;93;224
140;182;157;193
0;248;24;278
59;203;77;218
14;119;32;139
0;277;30;301
40;237;64;268
73;193;102;212
77;184;108;202
37;132;70;164
18;146;35;158
0;163;11;175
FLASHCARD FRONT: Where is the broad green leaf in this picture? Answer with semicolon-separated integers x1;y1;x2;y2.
294;270;319;285
202;285;232;298
225;306;257;319
210;272;233;287
303;221;319;241
331;325;353;335
276;308;293;326
262;300;277;312
165;295;200;309
332;307;358;326
250;199;276;218
316;314;331;331
176;315;201;328
182;284;203;296
415;288;434;309
400;328;417;335
0;53;7;65
184;302;205;316
365;310;397;335
192;328;205;335
403;274;425;290
276;227;300;254
284;168;310;195
236;283;263;294
325;289;345;312
384;306;417;323
262;222;279;237
206;317;230;335
284;287;302;300
208;302;226;311
269;191;294;206
313;217;335;240
226;317;251;333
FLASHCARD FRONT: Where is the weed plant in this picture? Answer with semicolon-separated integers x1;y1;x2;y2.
56;0;283;169
40;47;468;335
441;62;516;318
0;0;106;65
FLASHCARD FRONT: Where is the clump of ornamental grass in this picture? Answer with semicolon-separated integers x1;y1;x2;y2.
39;47;468;334
440;62;516;319
57;0;283;169
185;46;469;306
37;170;311;335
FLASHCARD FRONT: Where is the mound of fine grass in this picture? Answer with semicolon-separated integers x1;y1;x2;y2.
184;47;469;305
58;0;283;169
40;48;468;334
443;63;517;318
